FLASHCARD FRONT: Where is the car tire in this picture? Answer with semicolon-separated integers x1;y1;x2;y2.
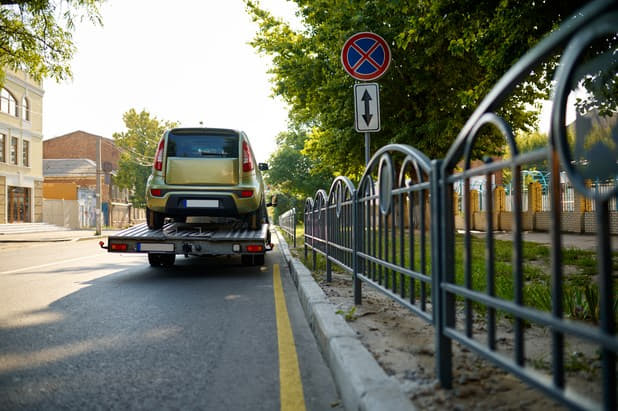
147;208;165;229
249;200;267;230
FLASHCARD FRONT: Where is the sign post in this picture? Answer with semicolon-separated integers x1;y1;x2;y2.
354;83;380;165
341;32;391;165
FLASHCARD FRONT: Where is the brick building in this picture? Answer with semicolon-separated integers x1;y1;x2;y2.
43;131;128;226
44;130;120;172
0;68;45;224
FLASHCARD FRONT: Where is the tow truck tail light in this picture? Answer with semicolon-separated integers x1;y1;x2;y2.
242;141;254;172
110;243;128;252
150;188;163;197
239;190;253;198
246;245;264;253
154;138;165;171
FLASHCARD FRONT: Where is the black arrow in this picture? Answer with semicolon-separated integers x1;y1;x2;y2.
361;90;373;126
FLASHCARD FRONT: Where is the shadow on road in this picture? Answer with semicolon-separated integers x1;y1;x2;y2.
0;254;279;410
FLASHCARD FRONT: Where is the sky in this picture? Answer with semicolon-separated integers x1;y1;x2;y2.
42;0;301;163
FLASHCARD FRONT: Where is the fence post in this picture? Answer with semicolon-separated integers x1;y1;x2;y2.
433;159;452;388
304;208;308;260
353;188;362;305
312;206;317;270
292;209;297;248
325;198;331;282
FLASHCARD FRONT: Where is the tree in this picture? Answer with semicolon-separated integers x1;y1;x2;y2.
265;127;334;219
246;0;585;175
113;109;178;207
0;0;102;85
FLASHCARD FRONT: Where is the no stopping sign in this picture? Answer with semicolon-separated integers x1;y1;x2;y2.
341;32;391;81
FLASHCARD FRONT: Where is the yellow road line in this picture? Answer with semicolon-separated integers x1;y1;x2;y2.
273;263;306;411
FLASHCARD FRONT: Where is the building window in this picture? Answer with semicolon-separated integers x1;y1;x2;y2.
0;133;5;163
0;88;18;117
10;136;18;165
22;139;29;167
21;97;30;121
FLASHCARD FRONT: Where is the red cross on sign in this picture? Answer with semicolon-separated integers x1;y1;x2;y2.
341;32;391;81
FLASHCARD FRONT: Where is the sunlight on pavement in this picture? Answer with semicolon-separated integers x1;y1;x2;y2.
0;326;183;374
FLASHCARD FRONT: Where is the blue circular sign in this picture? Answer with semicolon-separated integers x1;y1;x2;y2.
341;32;391;81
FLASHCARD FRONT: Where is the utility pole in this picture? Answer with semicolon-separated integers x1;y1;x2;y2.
95;136;102;235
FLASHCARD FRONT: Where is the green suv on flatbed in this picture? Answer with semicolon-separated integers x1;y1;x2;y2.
145;128;269;230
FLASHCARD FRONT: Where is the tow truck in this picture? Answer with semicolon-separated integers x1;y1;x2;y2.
99;219;273;267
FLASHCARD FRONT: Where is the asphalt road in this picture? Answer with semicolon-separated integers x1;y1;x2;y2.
0;236;341;410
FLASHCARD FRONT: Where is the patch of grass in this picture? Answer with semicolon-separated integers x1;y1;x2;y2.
284;223;617;325
562;248;598;276
522;241;551;260
524;283;552;312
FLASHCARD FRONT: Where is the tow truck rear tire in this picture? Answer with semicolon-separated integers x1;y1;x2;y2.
148;253;175;267
241;254;265;266
148;253;161;266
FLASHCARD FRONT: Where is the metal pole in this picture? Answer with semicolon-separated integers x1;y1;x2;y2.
364;132;370;166
95;136;102;235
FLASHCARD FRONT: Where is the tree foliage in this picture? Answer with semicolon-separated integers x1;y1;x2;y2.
0;0;102;85
246;0;585;175
113;109;178;207
265;127;334;219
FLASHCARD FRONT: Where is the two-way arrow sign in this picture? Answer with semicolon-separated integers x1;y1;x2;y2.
354;83;380;132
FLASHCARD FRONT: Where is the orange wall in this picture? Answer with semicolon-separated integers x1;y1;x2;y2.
43;182;78;200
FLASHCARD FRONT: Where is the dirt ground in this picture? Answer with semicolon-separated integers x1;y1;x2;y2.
289;248;606;411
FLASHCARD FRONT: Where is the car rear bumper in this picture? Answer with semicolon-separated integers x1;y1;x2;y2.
147;190;260;217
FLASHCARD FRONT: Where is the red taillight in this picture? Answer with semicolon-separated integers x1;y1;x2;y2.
111;243;128;252
242;141;254;172
154;138;165;171
246;245;264;253
150;189;162;197
239;190;253;198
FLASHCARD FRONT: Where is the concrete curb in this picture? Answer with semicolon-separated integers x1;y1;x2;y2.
274;228;415;411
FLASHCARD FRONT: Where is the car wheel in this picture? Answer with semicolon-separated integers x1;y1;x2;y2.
147;208;165;229
249;201;267;230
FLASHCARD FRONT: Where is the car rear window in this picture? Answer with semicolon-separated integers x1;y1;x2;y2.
166;132;239;158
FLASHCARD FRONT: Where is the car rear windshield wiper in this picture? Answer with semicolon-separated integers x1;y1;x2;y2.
199;152;229;157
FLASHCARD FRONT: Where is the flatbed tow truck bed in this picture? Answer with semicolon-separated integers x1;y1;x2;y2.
101;222;272;267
